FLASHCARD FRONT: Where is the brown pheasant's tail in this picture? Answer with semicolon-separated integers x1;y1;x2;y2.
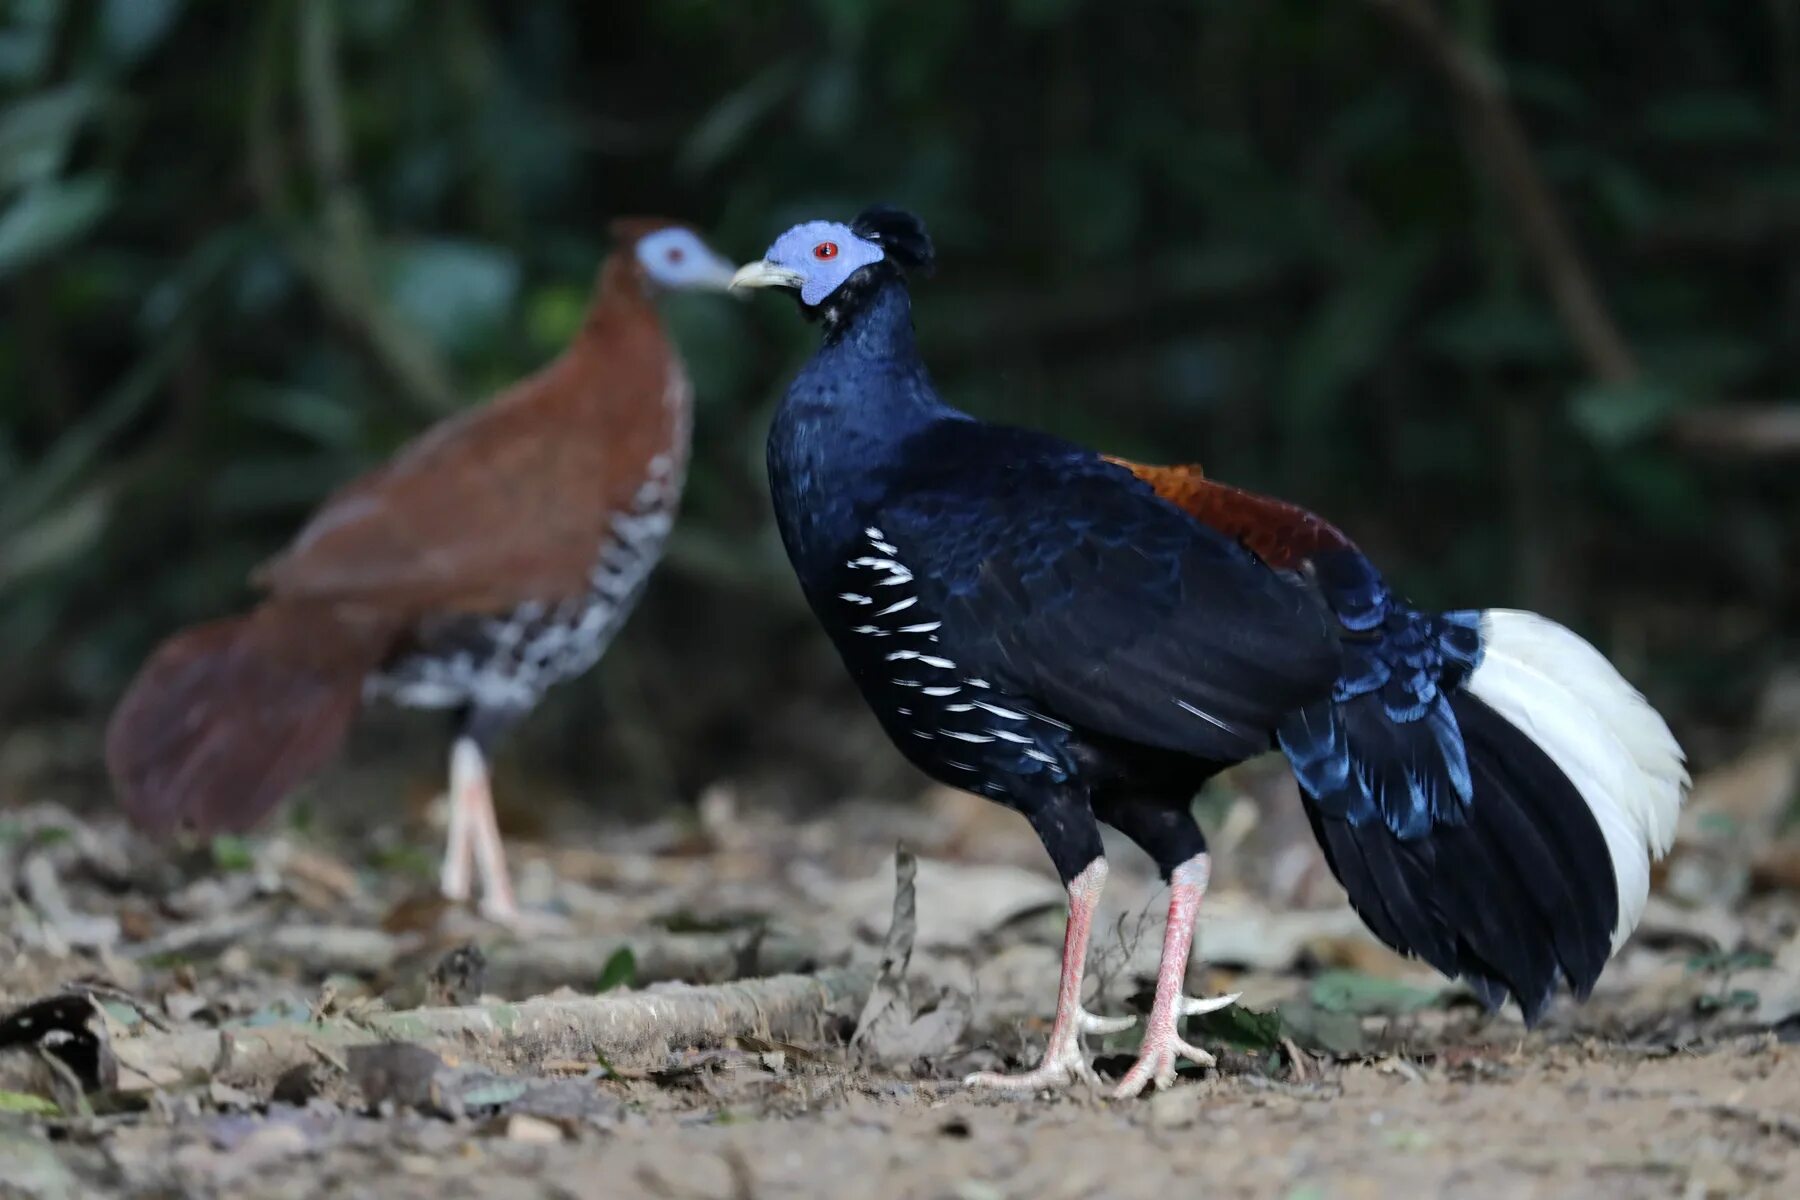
105;601;395;836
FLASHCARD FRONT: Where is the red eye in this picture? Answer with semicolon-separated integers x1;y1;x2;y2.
813;241;838;260
666;246;686;264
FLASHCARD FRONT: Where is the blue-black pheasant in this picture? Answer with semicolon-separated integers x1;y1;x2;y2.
734;207;1688;1097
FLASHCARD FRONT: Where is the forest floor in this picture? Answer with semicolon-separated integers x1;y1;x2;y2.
3;740;1799;1199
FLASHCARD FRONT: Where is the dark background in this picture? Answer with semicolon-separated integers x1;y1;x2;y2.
2;0;1795;825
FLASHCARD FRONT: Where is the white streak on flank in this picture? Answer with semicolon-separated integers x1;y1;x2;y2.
943;703;976;712
1464;609;1689;952
893;678;923;688
875;566;913;585
921;685;961;697
966;678;991;689
1027;708;1071;731
972;699;1027;721
945;760;976;771
1176;698;1235;732
851;625;887;635
876;596;919;616
872;540;898;554
849;556;901;571
840;593;873;605
1025;748;1059;765
941;730;995;744
897;621;941;633
911;730;935;739
918;654;957;669
865;526;885;540
886;650;920;661
990;728;1034;744
895;707;912;715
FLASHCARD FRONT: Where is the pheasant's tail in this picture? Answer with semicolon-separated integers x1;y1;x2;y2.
106;601;393;836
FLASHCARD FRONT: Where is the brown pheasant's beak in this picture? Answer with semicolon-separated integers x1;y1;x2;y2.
691;248;742;292
730;260;805;292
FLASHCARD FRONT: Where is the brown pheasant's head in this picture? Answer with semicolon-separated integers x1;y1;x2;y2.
608;217;738;294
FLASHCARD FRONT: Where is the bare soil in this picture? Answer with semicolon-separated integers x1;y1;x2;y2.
3;754;1797;1200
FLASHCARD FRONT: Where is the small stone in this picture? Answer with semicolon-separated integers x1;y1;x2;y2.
503;1113;565;1144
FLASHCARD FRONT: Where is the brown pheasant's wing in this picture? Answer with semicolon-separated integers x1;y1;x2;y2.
257;328;684;614
1103;458;1358;569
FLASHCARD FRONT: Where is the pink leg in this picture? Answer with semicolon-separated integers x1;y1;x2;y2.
1111;853;1239;1098
466;762;518;922
438;741;477;903
439;738;518;922
965;858;1135;1091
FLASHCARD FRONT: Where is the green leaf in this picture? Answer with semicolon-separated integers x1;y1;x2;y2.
1568;379;1686;447
1279;237;1434;429
1308;970;1444;1016
210;834;254;872
458;1079;528;1109
1425;297;1567;368
0;176;114;277
596;946;636;993
678;61;799;177
1044;153;1142;261
1186;1001;1285;1052
1276;1000;1370;1055
99;0;186;67
0;1090;59;1115
380;239;519;350
0;84;102;191
1643;92;1769;143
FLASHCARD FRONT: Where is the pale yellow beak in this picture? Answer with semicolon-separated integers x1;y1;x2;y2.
730;260;806;292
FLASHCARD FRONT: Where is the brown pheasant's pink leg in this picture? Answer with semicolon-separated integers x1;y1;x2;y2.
439;737;518;921
964;858;1135;1090
1111;853;1239;1098
438;739;478;903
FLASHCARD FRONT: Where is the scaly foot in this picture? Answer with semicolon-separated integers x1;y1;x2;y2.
964;1007;1135;1091
1110;991;1238;1098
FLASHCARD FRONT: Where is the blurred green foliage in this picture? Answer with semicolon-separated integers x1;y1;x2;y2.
1;0;1796;802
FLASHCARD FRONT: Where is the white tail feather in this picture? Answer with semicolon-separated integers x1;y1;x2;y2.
1464;610;1688;952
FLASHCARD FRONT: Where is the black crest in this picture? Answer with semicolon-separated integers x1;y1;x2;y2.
851;205;935;276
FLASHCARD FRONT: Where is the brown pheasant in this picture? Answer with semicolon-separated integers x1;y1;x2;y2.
106;219;738;920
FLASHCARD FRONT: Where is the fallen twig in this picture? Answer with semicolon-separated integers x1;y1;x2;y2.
105;967;872;1093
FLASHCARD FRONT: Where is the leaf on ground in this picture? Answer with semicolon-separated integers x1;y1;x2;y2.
459;1079;529;1109
1308;970;1444;1016
1277;1000;1371;1056
209;834;254;872
1187;1001;1285;1052
0;1090;59;1116
595;946;636;993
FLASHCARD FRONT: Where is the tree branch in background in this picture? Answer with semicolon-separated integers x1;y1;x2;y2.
1362;0;1641;385
1669;403;1800;458
246;1;459;419
1366;0;1800;460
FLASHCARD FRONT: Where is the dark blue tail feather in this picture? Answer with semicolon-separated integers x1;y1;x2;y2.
1281;549;1618;1021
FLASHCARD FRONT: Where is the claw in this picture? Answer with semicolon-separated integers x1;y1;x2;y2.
1109;991;1236;1098
964;1040;1101;1091
965;1006;1132;1092
1180;992;1240;1017
1077;1008;1136;1036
